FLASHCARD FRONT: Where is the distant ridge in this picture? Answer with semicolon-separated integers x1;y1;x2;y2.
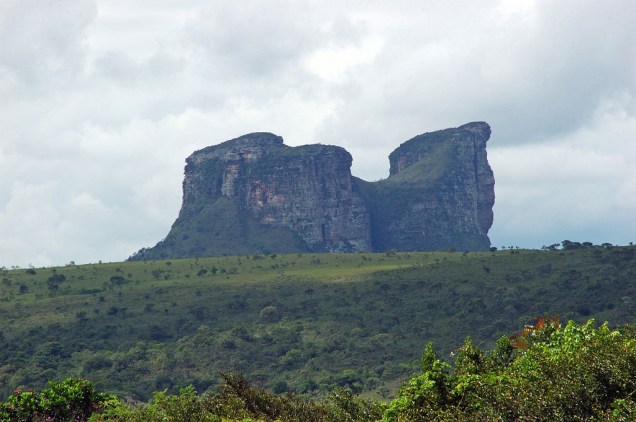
129;122;494;260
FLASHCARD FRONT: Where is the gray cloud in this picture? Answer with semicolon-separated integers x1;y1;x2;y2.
1;0;635;267
0;0;96;96
186;2;320;76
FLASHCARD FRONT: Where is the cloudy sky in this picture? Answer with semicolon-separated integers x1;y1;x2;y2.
1;0;635;267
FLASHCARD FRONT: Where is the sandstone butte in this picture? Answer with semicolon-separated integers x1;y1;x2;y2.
129;122;495;260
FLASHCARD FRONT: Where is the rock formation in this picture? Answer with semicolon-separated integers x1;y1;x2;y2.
361;121;495;252
129;122;494;260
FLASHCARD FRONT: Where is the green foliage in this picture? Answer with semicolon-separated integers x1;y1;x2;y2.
46;273;66;290
383;318;636;421
1;247;636;401
3;319;636;421
419;342;436;373
385;343;452;421
0;378;115;421
453;337;486;376
93;373;383;422
94;385;215;422
487;335;514;370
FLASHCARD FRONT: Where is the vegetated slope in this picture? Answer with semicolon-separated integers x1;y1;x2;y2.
143;196;308;258
5;319;634;421
1;246;635;401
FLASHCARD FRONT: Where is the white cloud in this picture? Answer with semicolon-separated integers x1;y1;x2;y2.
303;37;383;82
0;0;96;97
489;106;636;248
1;0;635;267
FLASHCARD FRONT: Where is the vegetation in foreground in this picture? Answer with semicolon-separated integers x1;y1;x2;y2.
1;244;635;400
2;318;635;421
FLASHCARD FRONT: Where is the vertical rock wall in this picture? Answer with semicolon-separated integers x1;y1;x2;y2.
129;123;495;260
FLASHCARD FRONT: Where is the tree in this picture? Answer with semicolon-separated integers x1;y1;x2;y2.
0;378;116;421
383;318;636;421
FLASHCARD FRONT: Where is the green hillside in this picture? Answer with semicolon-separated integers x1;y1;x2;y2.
131;197;308;261
1;245;635;401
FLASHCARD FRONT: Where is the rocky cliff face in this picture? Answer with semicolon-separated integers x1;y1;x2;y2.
129;123;494;260
364;122;495;251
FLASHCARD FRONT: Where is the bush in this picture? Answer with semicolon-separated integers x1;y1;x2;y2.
382;317;636;421
0;378;116;421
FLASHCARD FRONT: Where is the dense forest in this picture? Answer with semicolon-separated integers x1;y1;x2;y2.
1;243;635;419
2;317;635;420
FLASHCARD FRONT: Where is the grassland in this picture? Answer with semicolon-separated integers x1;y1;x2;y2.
1;246;635;400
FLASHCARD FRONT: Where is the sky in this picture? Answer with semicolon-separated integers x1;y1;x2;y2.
1;0;635;268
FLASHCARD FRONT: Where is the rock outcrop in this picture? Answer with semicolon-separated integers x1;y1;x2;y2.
129;122;494;260
361;122;495;252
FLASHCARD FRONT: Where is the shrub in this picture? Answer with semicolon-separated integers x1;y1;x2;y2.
0;378;116;421
382;318;636;421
